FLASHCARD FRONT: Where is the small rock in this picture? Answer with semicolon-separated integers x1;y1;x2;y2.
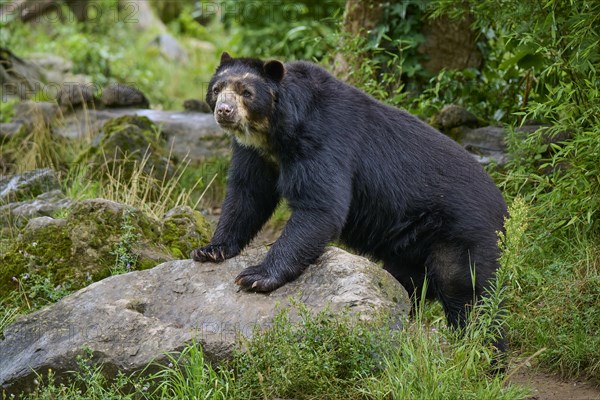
0;189;73;228
13;101;60;125
0;122;25;141
101;83;150;109
28;53;73;84
57;83;98;111
0;169;60;205
0;247;410;396
183;99;212;113
78;115;173;186
24;215;66;231
161;205;212;258
462;126;506;150
431;104;479;132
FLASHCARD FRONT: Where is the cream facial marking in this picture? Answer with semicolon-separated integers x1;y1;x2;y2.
217;73;262;82
213;84;274;162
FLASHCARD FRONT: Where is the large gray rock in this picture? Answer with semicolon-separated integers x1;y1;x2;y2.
56;109;228;160
0;247;410;396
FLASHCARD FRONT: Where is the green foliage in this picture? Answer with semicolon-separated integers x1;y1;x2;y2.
110;208;141;275
146;342;235;399
150;0;196;24
221;0;344;60
405;64;524;122
11;271;72;311
501;206;600;379
366;0;429;80
333;32;407;106
233;303;392;399
178;156;230;209
0;98;18;123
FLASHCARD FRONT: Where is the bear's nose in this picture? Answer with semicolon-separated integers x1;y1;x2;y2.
216;103;233;116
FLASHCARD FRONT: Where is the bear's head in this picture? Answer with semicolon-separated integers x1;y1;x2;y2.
206;52;284;151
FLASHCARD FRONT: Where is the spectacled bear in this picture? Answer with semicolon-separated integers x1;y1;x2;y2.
192;52;508;351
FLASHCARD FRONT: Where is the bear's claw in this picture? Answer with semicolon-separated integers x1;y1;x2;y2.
191;244;231;263
235;265;284;292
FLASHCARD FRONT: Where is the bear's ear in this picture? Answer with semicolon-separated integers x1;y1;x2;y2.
220;52;232;64
264;60;285;82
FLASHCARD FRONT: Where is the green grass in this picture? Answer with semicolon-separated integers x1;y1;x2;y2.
503;227;600;379
16;301;528;400
144;342;235;399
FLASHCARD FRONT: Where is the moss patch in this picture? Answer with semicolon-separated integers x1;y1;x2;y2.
0;199;213;308
161;205;211;258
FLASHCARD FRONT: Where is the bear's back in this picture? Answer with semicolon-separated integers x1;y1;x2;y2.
275;61;506;250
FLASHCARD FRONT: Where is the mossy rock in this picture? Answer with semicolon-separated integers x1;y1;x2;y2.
67;199;163;281
0;217;72;296
102;115;157;136
161;205;211;258
0;198;212;302
77;115;174;191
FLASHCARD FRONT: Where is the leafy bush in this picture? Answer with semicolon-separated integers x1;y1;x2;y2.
221;0;344;60
433;0;600;379
233;303;393;399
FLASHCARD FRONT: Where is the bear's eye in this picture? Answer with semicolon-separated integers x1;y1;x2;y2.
242;90;252;98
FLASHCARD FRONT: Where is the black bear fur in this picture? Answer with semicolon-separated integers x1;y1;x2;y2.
192;52;508;351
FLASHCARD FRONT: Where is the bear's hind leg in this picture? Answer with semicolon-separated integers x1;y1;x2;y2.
383;259;435;317
425;243;477;327
427;243;507;355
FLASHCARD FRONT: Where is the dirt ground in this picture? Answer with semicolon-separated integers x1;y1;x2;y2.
509;368;599;400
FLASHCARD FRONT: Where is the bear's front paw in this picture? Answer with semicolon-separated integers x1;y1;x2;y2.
235;265;286;292
191;244;237;263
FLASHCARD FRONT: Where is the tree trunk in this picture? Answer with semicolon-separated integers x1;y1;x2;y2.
333;0;384;80
418;13;482;72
